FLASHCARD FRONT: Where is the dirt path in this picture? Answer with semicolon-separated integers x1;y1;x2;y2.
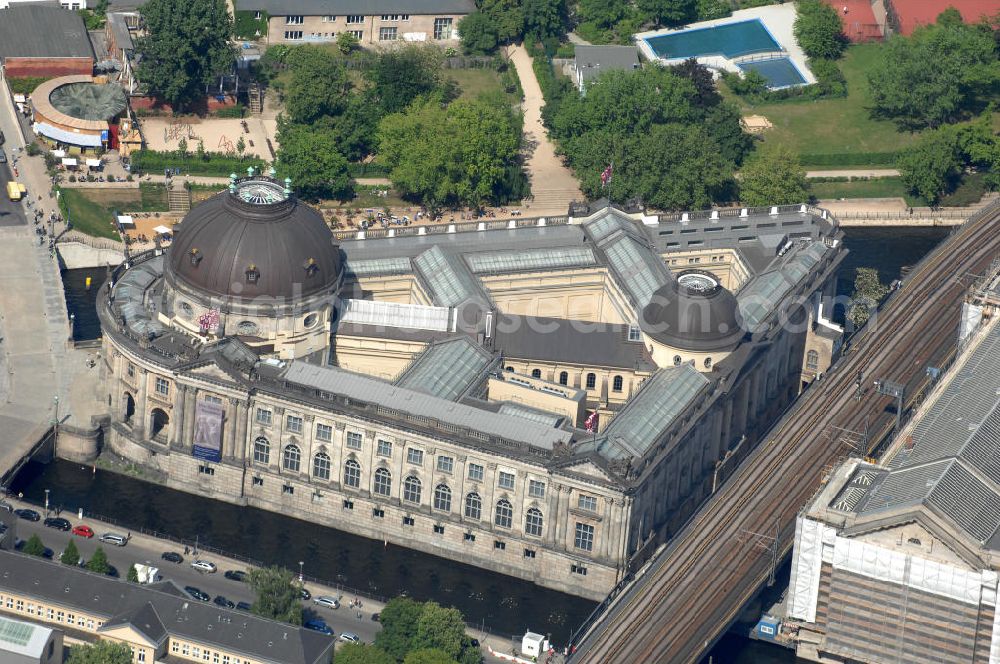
505;44;582;214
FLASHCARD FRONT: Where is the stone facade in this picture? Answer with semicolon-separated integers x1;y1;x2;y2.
264;12;467;46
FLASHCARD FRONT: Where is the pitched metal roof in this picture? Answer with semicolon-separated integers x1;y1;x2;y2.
574;46;641;84
0;4;94;59
0;615;51;657
737;241;827;330
234;0;475;16
412;245;489;308
395;336;494;400
465;246;598;274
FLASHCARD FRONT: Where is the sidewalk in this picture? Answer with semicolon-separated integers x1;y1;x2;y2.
806;169;900;178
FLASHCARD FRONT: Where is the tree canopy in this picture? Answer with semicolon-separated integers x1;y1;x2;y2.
896;125;964;204
247;566;303;625
283;46;350;124
61;540;80;566
867;17;1000;130
367;45;448;116
738;144;809;206
848;267;889;328
405;649;461;664
459;0;567;53
86;547;110;575
276;123;352;202
127;564;140;583
375;598;481;664
23;535;47;557
67;641;133;664
135;0;236;111
636;0;695;28
336;644;397;664
794;0;847;60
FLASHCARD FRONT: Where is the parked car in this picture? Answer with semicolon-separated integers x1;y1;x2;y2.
313;596;340;610
0;151;6;164
184;586;210;602
190;560;217;573
43;517;71;531
14;540;53;558
224;570;247;582
339;632;360;644
304;619;333;636
0;129;5;144
99;533;128;546
213;595;235;609
236;601;252;612
106;565;119;578
0;501;12;513
300;587;311;601
161;551;183;564
14;509;40;522
371;613;380;622
71;525;94;538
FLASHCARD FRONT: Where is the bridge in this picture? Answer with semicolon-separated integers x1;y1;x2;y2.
568;199;1000;663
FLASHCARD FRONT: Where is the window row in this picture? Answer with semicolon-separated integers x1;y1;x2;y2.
506;367;626;393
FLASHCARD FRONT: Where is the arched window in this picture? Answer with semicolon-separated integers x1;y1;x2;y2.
123;392;135;423
585;373;596;389
612;375;623;392
531;368;542;379
704;357;713;369
464;492;482;520
343;459;361;488
495;499;513;528
433;484;452;512
673;355;682;366
806;349;819;371
505;366;515;372
403;476;422;503
149;408;169;441
525;507;543;537
313;452;330;480
253;437;270;465
373;468;392;496
282;444;301;472
559;371;568;385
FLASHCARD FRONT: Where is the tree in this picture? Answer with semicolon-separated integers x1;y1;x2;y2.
337;31;360;54
523;0;568;41
459;11;500;54
794;0;847;60
377;97;522;210
896;125;964;204
375;597;423;661
283;46;350;124
739;144;809;206
275;123;352;202
867;20;999;130
336;644;396;664
67;641;133;664
61;540;80;566
322;95;380;161
247;566;303;625
412;602;467;660
135;0;236;111
366;46;445;116
127;564;140;583
636;0;695;27
405;649;460;664
670;59;721;109
86;547;110;575
22;534;46;557
235;135;246;156
476;0;525;44
697;0;731;21
848;267;889;328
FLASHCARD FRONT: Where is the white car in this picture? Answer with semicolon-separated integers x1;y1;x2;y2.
313;596;340;610
339;632;360;644
190;560;217;573
99;533;128;547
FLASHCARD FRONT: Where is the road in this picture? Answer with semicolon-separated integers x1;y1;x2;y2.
570;198;1000;663
5;510;382;646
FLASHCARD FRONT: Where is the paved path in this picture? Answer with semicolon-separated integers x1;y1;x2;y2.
505;44;582;214
806;168;900;178
566;32;592;46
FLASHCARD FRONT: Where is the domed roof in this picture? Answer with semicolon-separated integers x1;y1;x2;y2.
166;177;341;302
639;270;744;352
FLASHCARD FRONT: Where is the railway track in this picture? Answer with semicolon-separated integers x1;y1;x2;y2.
571;200;1000;663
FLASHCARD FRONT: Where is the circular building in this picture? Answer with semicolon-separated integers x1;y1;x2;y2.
30;75;126;151
162;175;343;355
639;270;744;370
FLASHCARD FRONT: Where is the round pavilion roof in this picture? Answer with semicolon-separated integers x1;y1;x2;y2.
639;271;744;352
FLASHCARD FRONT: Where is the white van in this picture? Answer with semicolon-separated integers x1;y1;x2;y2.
99;533;129;547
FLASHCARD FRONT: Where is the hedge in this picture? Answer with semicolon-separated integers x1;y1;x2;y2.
798;152;902;167
7;77;52;95
129;150;266;176
347;162;391;178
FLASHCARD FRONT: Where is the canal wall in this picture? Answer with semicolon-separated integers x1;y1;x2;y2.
57;236;125;269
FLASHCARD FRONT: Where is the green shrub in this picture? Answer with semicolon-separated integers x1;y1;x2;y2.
214;103;245;118
234;10;268;40
25;142;41;157
347;162;391;178
130;149;266;177
554;43;576;58
8;76;51;95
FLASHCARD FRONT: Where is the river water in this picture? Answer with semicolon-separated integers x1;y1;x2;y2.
46;226;950;659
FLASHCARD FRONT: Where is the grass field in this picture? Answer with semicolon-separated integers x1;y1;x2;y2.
446;68;510;101
810;177;913;201
59;189;122;240
732;44;922;161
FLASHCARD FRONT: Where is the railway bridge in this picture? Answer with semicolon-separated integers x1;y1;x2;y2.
569;199;1000;663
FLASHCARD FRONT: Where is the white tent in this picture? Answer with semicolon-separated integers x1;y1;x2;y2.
52;149;66;158
116;215;134;228
61;158;78;168
85;158;102;168
153;225;171;234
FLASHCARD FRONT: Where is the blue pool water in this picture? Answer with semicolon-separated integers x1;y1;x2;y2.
737;57;806;88
644;19;781;60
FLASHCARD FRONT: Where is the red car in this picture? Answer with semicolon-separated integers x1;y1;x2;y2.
71;525;94;538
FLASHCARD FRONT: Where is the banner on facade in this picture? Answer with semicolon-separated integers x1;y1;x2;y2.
192;400;224;462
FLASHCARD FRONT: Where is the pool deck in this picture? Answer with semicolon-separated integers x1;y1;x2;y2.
635;3;816;86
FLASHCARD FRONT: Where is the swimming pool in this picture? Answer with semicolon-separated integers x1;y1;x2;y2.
737;57;806;88
644;19;781;60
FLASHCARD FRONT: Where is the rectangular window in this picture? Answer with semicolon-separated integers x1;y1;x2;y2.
463;532;475;542
284;30;303;40
524;549;536;558
127;364;135;378
315;423;332;442
578;494;598;512
349;30;364;39
433;17;453;40
282;484;294;495
403;516;415;527
574;523;595;551
571;564;588;576
286;415;303;434
627;325;642;342
198;465;215;476
322;15;337;21
498;471;515;489
252;476;263;486
204;395;222;404
155;377;170;396
528;480;546;498
494;540;505;550
468;463;484;481
377;439;392;457
437;456;453;473
346;431;363;450
433;525;445;534
346;15;364;23
343;499;354;510
379;27;397;41
255;408;272;426
407;448;424;465
286;15;303;24
373;508;384;518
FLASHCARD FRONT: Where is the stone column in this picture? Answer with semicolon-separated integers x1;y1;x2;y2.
170;385;187;447
183;389;197;447
224;398;239;460
601;497;614;559
330;422;346;489
234;401;249;462
546;482;561;547
133;369;149;440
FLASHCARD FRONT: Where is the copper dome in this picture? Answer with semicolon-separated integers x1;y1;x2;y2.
639;271;744;352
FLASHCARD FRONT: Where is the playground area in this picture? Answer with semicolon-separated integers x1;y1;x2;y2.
139;114;278;160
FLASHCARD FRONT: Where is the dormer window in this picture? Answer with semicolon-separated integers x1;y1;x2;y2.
245;264;260;284
303;257;319;277
189;248;202;266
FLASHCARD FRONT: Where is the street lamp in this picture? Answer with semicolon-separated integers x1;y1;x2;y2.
298;561;304;585
44;489;49;513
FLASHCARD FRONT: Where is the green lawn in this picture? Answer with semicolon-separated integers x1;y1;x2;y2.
446;68;506;101
58;189;122;240
810;178;912;201
733;44;922;162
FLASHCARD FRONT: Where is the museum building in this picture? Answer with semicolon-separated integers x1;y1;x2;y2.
87;174;846;599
